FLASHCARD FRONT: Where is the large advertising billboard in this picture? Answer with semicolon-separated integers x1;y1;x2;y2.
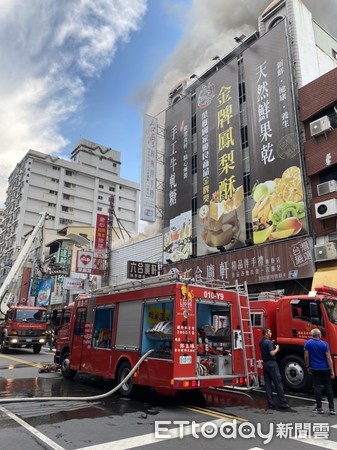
141;114;158;222
195;60;245;256
243;20;307;245
163;94;193;263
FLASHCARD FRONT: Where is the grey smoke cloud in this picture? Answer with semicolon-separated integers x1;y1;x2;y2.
144;0;337;122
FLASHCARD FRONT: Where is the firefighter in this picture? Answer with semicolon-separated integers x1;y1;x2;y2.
259;328;289;410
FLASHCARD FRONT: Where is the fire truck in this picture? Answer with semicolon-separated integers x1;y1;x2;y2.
0;212;48;353
0;305;47;353
55;274;258;396
250;285;337;392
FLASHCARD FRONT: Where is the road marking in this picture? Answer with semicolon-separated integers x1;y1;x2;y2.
0;354;42;368
291;437;337;449
75;418;227;450
180;404;247;423
0;406;65;450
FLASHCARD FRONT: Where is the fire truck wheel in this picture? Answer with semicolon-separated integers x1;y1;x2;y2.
280;354;311;392
117;361;135;397
0;336;8;354
60;352;77;379
33;344;42;354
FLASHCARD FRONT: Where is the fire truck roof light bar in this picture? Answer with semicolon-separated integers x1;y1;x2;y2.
314;285;337;297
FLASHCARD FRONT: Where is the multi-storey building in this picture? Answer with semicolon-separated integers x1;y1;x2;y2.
0;139;140;273
161;0;337;293
298;67;337;285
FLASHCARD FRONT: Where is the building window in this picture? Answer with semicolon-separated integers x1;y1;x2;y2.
109;186;115;192
51;178;59;183
64;182;76;188
48;203;56;207
49;190;57;195
192;153;197;175
62;206;69;212
65;170;74;176
98;195;103;200
97;207;102;211
63;194;70;200
99;184;104;189
192;193;197;216
52;166;60;171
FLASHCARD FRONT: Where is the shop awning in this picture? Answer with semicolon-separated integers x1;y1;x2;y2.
311;268;337;290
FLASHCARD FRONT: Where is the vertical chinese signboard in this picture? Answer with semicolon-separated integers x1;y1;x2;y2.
141;114;158;222
195;60;245;256
164;94;193;263
243;20;307;245
93;213;108;275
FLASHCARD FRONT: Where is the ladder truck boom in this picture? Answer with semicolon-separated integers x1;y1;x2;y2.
0;212;47;314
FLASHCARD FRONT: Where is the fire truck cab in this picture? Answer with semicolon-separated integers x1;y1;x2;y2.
55;274;257;396
250;285;337;392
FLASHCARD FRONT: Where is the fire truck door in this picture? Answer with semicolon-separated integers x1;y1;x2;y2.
70;307;87;369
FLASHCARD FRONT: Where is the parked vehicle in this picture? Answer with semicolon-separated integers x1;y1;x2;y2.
55;274;258;396
250;285;337;392
0;305;47;353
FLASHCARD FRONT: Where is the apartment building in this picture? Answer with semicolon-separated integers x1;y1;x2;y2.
0;139;140;271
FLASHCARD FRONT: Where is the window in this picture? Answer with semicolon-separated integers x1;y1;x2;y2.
99;184;104;189
64;182;76;188
192;193;197;216
65;170;74;176
98;195;103;200
192;153;197;175
52;166;60;171
49;190;57;195
250;312;263;327
48;203;56;207
109;186;115;192
51;178;59;183
74;307;86;335
61;206;69;212
97;207;102;211
63;194;70;200
333;49;337;60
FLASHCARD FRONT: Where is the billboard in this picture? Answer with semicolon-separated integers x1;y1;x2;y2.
195;60;246;256
163;94;193;262
162;236;314;286
243;20;307;245
141;114;158;222
127;261;158;279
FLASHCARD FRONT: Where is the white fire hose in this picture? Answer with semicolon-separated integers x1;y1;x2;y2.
0;349;155;404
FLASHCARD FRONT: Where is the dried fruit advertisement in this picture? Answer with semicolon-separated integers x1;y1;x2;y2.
243;20;307;244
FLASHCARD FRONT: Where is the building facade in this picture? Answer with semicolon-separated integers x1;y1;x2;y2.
161;0;337;293
0;139;140;278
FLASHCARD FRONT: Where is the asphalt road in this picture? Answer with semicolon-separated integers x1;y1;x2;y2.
1;348;337;450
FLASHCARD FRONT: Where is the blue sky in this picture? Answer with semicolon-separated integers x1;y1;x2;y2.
0;0;336;207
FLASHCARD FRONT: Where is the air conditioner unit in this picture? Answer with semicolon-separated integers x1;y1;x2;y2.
317;180;337;196
315;198;337;219
314;242;337;261
310;116;331;137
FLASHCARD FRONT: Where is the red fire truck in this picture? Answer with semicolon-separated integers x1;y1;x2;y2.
55;274;257;396
250;285;337;392
0;305;47;354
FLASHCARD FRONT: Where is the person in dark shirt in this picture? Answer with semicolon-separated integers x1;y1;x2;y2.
304;328;335;415
259;328;289;410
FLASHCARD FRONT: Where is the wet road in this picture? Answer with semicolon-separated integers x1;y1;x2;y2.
1;349;337;449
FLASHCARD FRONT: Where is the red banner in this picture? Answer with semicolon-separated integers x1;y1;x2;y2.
94;214;108;251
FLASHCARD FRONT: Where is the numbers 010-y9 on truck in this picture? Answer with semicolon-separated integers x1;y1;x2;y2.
250;285;337;392
55;274;258;397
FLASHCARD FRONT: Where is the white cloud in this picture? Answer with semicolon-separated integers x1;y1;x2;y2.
0;0;147;205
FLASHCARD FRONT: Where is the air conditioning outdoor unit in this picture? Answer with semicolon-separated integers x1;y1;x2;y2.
310;116;331;137
317;180;337;196
314;242;337;261
315;198;337;219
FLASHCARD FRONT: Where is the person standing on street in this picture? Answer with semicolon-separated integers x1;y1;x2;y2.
304;328;335;415
259;328;289;410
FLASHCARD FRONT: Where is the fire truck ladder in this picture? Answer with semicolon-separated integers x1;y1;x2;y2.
236;281;259;389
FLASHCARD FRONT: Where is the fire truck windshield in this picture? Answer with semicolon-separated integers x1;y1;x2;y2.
14;309;44;323
323;300;337;324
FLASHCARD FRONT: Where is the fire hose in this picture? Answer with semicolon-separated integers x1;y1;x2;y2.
0;348;155;404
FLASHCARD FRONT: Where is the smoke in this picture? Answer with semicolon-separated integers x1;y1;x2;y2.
144;0;337;125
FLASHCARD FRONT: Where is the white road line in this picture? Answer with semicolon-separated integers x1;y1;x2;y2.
0;406;65;450
291;437;337;449
75;418;227;450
